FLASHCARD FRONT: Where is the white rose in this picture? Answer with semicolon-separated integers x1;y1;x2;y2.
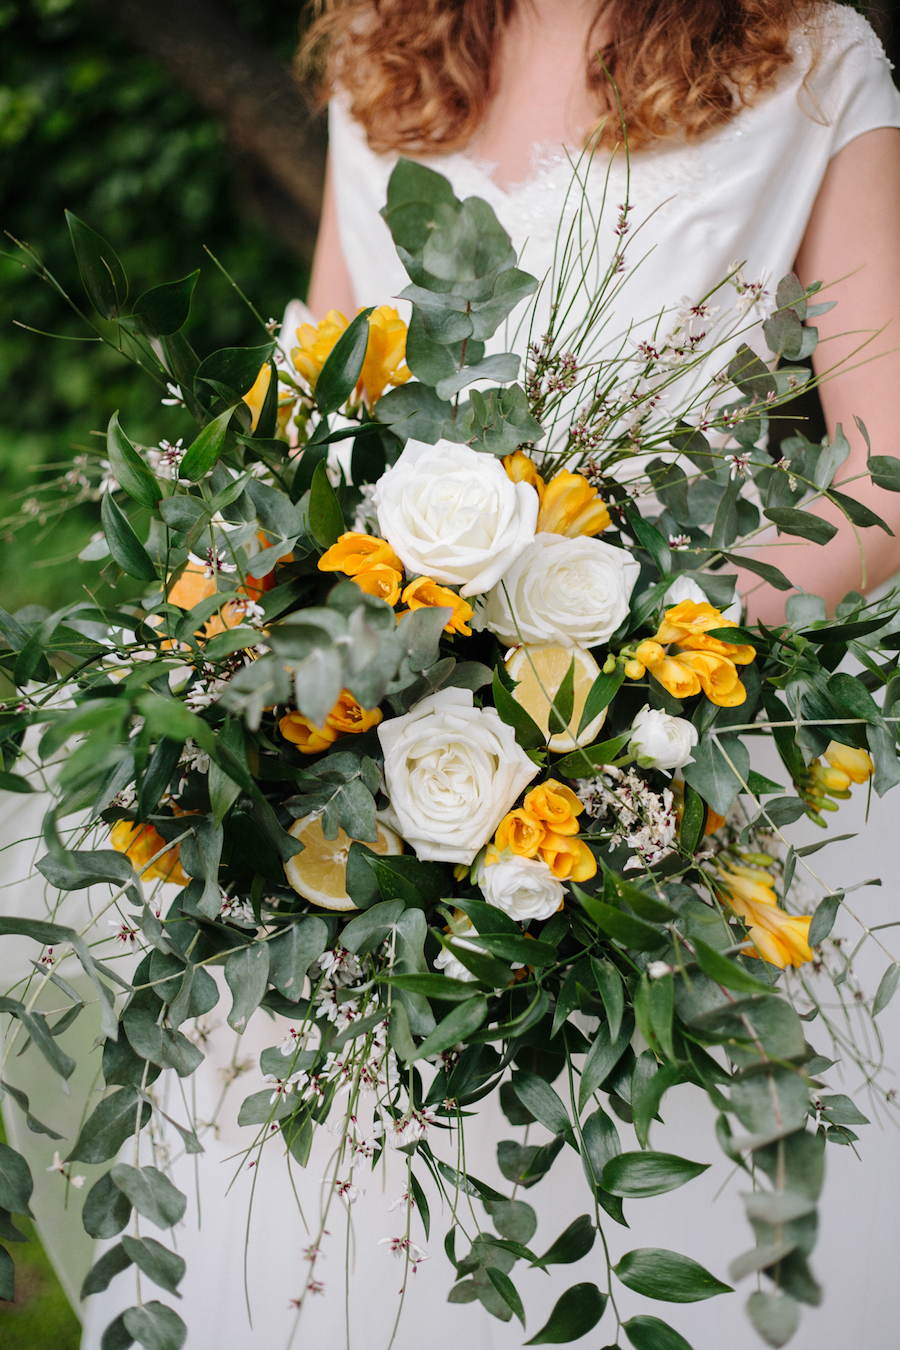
474;532;640;648
477;852;565;923
372;438;538;597
628;704;698;771
377;688;538;864
664;574;741;623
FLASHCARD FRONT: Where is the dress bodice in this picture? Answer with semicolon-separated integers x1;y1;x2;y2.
328;4;900;376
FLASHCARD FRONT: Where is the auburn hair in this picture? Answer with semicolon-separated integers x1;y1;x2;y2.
301;0;829;155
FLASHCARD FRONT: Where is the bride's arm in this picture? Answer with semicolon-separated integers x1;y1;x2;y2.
744;126;900;622
307;156;356;320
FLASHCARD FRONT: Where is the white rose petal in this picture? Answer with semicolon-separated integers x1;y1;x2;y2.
377;688;538;864
373;438;539;597
477;853;564;923
628;704;698;771
473;532;640;648
434;943;479;983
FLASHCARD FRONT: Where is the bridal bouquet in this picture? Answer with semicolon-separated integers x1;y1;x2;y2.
3;156;900;1350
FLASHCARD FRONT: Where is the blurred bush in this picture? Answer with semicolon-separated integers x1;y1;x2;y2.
0;0;311;611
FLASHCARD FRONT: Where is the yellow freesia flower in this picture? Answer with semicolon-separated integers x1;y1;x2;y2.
318;532;405;578
242;363;272;432
655;600;756;664
292;309;349;390
824;741;874;784
539;831;597;882
353;564;404;607
279;690;382;754
401;577;474;636
503;450;546;500
110;821;189;887
537;469;611;538
495;809;546;858
291;306;410;406
672;650;747;707
717;865;814;969
523;779;583;837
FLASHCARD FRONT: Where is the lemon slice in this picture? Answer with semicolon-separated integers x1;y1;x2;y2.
506;644;606;753
284;813;403;911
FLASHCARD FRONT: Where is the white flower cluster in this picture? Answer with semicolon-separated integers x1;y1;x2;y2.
577;766;677;867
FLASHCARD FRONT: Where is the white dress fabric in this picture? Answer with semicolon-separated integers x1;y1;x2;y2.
70;7;900;1349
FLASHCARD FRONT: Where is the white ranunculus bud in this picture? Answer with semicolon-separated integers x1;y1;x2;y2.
473;532;640;648
477;851;565;923
372;438;538;597
377;688;538;864
628;704;698;771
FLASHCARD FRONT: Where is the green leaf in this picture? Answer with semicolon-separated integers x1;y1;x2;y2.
808;893;841;945
66;211;128;319
827;671;883;726
602;1152;708;1199
591;958;625;1042
110;1165;186;1230
614;1248;733;1302
121;1236;185;1296
133;272;199;337
873;964;900;1016
122;1300;187;1350
723;553;792;592
679;783;707;855
829;487;893;534
107;413;161;508
867;454;900;492
763;508;838;545
624;1315;696;1350
267;918;328;1001
195;344;274;401
535;1215;595;1266
511;1070;573;1140
551;732;632;778
179;405;236;482
408;996;488;1062
574;889;664;953
382;972;477;1002
524;1283;607;1344
578;1012;635;1112
316;308;373;415
682;736;750;816
82;1171;132;1240
0;770;34;794
727;345;776;400
224;944;270;1032
0;1076;63;1138
485;1267;525;1327
101;492;158;582
0;1244;14;1301
746;1292;801;1347
492;667;545;750
101;1311;140;1350
308;460;345;549
484;1198;537;1244
68;1087;151;1165
341;900;405;955
692;937;774;994
547;655;576;736
578;666;625;735
81;1241;133;1298
0;1145;33;1218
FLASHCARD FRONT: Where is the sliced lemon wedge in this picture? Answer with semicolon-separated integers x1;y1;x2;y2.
505;644;607;753
284;812;403;911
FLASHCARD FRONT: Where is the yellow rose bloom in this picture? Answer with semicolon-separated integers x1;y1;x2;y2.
495;809;546;858
358;305;411;405
717;865;814;969
539;831;597;882
824;741;874;784
537;469;611;538
401;577;474;636
318;532;404;578
524;779;583;836
110;820;189;887
503;450;546;500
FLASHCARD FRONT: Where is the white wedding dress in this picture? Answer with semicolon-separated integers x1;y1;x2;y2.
4;6;895;1349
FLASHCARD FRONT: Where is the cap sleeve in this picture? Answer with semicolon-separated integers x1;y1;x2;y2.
802;4;900;157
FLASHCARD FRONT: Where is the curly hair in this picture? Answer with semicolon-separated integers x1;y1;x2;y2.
301;0;829;154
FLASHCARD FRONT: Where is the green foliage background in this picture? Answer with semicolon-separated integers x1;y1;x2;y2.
0;0;309;613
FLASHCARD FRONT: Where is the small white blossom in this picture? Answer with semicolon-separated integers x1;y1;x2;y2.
262;1072;302;1105
378;1236;429;1270
47;1151;85;1188
647;961;673;980
578;766;677;867
161;382;186;407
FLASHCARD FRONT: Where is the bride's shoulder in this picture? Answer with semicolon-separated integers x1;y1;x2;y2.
794;2;893;67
